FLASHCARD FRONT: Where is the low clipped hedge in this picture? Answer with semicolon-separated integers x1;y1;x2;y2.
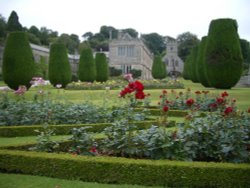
0;121;160;137
0;149;249;187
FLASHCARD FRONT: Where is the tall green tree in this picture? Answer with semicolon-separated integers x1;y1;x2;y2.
177;32;200;62
204;18;243;89
151;55;167;79
196;36;210;87
240;39;250;74
95;52;108;82
2;32;35;90
78;48;96;82
0;14;6;42
6;11;23;32
142;33;165;55
48;43;72;88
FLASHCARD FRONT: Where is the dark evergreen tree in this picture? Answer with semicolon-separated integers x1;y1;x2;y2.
196;36;210;87
6;11;22;32
204;18;243;89
48;43;72;88
95;52;108;82
78;48;96;82
2;31;35;90
188;46;199;83
151;55;167;79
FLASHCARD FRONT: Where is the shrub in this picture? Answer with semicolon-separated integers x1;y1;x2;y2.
204;18;243;89
130;69;141;79
109;67;122;77
48;43;72;88
95;52;108;82
78;48;96;82
2;31;35;90
0;147;250;187
151;55;167;79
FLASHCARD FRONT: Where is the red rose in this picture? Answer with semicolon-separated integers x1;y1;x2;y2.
247;108;250;113
224;107;233;115
163;106;169;112
135;91;145;99
134;80;144;91
186;98;194;106
195;91;201;95
221;91;229;98
209;103;218;109
216;97;224;104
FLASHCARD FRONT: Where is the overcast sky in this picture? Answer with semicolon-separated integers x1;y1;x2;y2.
0;0;249;41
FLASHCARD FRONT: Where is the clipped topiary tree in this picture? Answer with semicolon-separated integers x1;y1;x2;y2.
48;43;72;88
2;31;35;90
196;36;210;87
204;18;243;89
152;55;167;79
78;47;96;82
95;52;108;82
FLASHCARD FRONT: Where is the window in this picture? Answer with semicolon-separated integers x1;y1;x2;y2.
118;46;135;57
121;65;131;74
118;46;126;56
127;46;135;57
175;60;179;67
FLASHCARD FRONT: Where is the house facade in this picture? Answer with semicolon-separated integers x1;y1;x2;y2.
162;37;184;76
109;32;153;79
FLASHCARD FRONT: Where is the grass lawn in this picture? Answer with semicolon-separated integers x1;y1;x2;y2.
1;79;250;110
0;173;163;188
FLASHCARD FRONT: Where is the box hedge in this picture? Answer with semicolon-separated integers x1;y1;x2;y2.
0;149;249;187
0;121;160;137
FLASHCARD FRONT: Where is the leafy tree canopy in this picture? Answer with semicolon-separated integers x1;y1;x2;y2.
6;11;23;32
177;32;200;62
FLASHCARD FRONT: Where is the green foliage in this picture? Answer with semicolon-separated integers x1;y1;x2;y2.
178;112;250;163
48;43;72;88
142;33;165;55
34;56;48;79
2;31;35;90
109;67;122;77
187;46;199;83
152;55;167;79
196;36;210;87
57;33;80;54
69;126;96;155
240;39;250;63
130;69;141;79
78;48;96;82
6;11;22;32
29;124;59;152
0;14;6;41
204;18;243;89
177;32;200;62
0;121;157;137
1;149;250;187
95;53;109;82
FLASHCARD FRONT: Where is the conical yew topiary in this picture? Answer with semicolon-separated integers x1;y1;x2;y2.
78;48;96;82
2;31;35;90
95;52;109;82
48;43;72;88
152;55;167;79
204;18;243;89
196;36;210;87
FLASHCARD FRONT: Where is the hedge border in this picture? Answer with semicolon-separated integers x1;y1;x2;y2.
0;149;249;187
0;121;170;137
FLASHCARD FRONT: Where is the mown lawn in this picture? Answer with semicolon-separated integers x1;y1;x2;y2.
1;79;250;110
0;173;162;188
